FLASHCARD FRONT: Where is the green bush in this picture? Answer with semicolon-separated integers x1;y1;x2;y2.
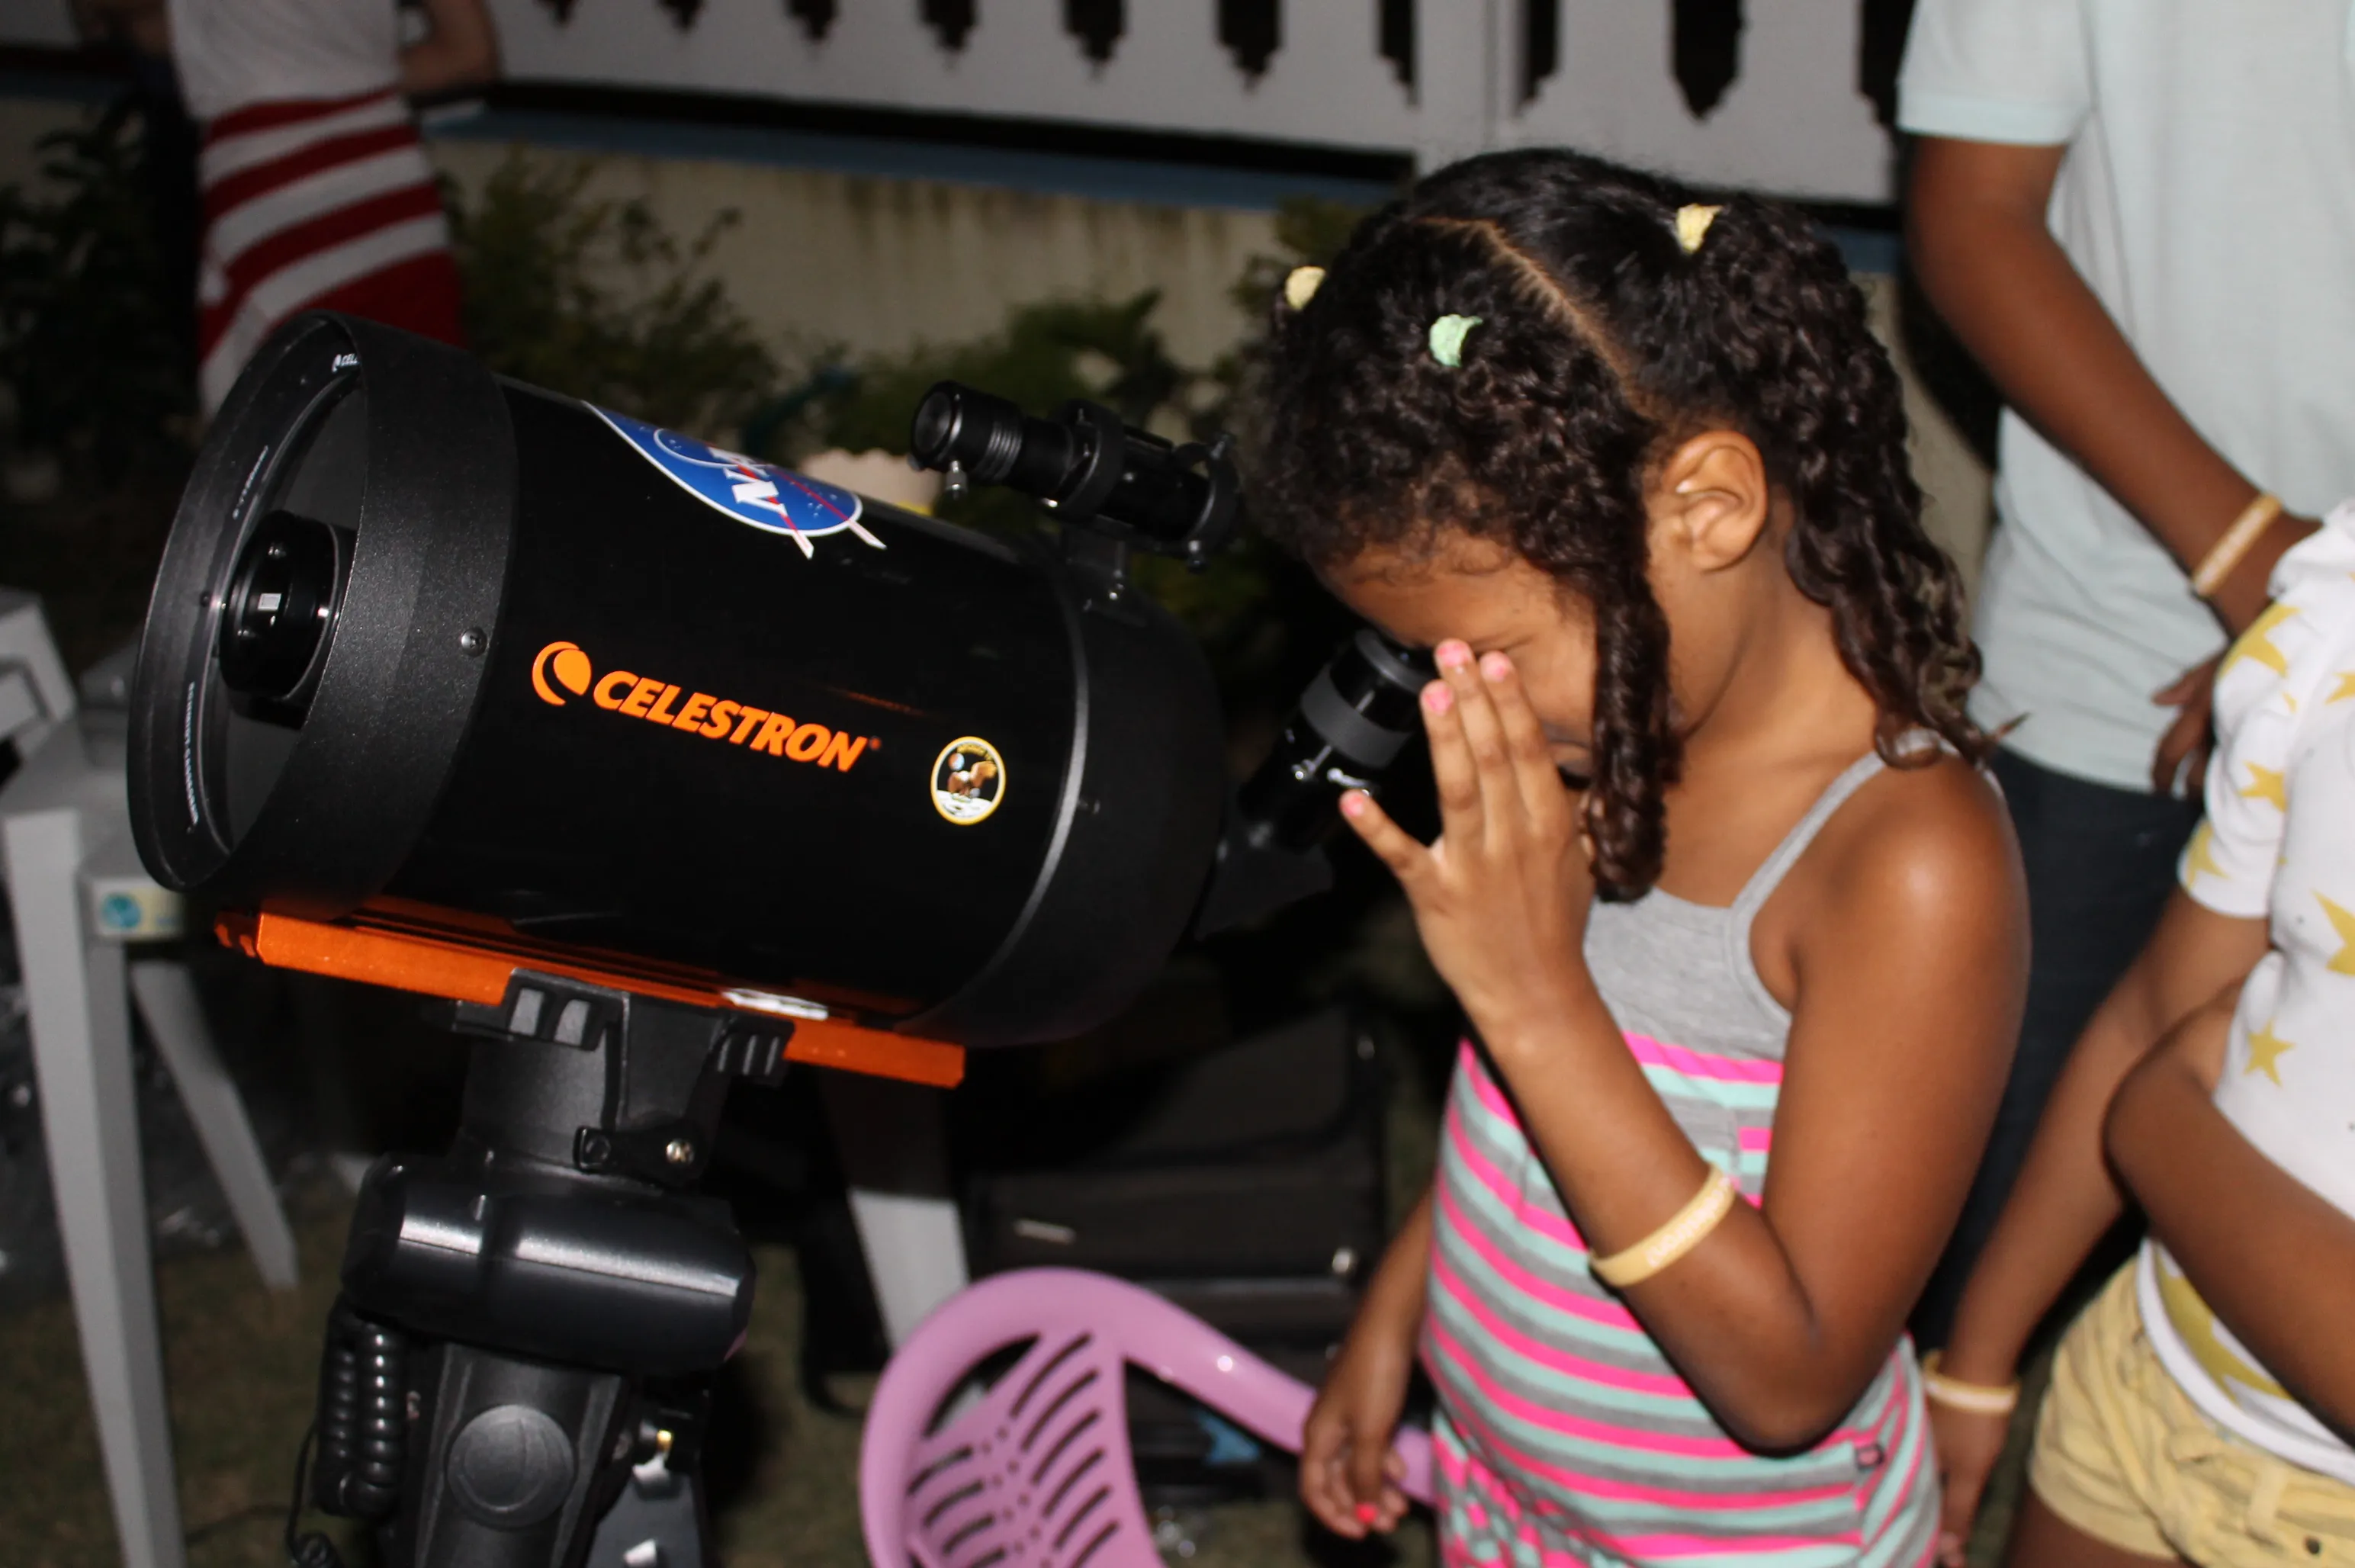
0;98;194;484
769;195;1368;668
445;150;780;439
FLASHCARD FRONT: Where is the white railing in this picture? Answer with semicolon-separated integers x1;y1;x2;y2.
484;1;1897;201
0;0;1902;201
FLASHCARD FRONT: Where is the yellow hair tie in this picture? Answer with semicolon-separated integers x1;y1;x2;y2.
1674;204;1723;254
1283;265;1325;311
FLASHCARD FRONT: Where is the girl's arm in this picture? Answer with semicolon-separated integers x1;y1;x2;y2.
2107;998;2355;1441
1344;644;2025;1451
401;0;500;97
1300;1187;1431;1536
1939;892;2269;1388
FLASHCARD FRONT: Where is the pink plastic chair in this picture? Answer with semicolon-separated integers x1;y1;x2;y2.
859;1268;1434;1568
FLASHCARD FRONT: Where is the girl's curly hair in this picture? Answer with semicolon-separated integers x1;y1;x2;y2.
1253;149;1988;898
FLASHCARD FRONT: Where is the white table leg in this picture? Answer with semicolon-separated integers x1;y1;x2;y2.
819;1072;970;1348
128;959;298;1292
5;806;186;1568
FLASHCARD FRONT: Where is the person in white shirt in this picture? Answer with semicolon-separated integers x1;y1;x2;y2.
1896;0;2355;1348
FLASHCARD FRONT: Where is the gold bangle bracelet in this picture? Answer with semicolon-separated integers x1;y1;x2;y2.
2190;491;2283;599
1920;1351;2020;1416
1590;1167;1737;1289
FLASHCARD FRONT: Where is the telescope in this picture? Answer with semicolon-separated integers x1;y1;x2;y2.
125;314;1429;1568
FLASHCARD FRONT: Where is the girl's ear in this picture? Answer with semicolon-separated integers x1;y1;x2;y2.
1650;430;1772;574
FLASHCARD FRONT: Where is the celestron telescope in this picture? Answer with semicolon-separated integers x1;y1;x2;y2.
126;314;1429;1568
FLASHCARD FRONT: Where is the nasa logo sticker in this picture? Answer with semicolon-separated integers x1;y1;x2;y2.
592;406;886;559
931;737;1007;824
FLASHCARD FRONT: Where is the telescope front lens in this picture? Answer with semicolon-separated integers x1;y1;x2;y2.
218;510;342;705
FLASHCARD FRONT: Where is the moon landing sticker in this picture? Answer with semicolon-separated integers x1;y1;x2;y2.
931;737;1007;824
593;406;884;558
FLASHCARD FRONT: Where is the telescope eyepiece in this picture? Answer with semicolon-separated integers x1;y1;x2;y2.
217;509;349;712
1235;629;1433;855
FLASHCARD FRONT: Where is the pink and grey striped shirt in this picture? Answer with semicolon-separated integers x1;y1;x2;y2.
1424;750;1937;1568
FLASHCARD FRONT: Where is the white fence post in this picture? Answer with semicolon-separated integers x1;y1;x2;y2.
1413;0;1503;172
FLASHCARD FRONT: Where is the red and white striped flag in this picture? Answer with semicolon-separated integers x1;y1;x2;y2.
196;86;464;411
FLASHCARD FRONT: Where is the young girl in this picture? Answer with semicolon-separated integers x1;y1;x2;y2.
1929;502;2355;1568
1255;150;2029;1567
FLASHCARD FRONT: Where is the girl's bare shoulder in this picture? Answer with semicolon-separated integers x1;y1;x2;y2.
1784;748;2022;959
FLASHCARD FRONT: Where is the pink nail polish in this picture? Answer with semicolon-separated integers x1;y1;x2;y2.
1481;652;1511;682
1356;1504;1380;1525
1437;640;1470;670
1340;792;1366;818
1424;683;1453;713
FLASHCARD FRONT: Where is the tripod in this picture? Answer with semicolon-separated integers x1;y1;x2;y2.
299;967;797;1568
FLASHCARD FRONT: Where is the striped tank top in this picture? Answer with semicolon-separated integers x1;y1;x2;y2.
1424;748;1936;1568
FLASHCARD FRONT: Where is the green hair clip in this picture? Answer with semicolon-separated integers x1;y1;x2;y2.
1428;313;1482;368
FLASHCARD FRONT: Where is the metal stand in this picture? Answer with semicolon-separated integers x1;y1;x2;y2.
821;1072;971;1348
3;592;302;1568
310;969;795;1568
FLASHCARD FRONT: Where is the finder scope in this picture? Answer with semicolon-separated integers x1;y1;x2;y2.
908;380;1240;566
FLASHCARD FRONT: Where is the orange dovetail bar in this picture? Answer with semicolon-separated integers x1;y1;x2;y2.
215;909;965;1089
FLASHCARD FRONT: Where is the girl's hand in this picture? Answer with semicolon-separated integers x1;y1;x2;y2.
1928;1397;2010;1566
1298;1330;1414;1537
1339;641;1595;1037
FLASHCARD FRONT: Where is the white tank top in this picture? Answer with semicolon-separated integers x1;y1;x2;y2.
166;0;401;123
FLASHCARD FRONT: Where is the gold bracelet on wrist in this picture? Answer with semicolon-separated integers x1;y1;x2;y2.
2190;490;2283;599
1589;1167;1737;1289
1920;1351;2021;1416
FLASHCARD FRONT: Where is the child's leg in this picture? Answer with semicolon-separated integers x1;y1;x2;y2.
2005;1264;2186;1566
2006;1490;2183;1568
